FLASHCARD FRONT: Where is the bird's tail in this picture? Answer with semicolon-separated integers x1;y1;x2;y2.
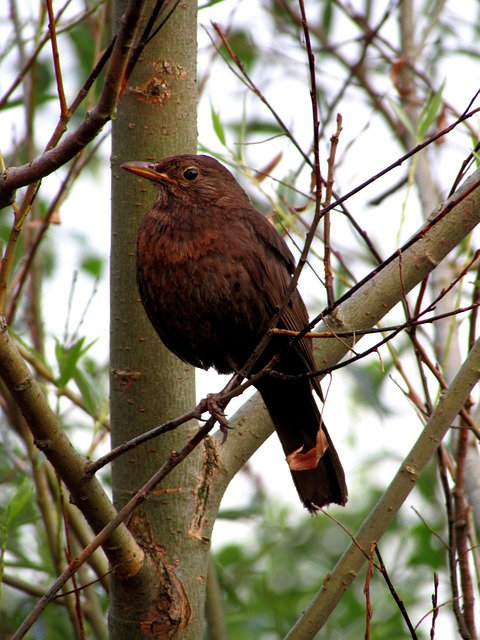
256;375;347;512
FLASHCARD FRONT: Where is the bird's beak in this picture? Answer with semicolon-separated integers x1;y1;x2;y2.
121;161;173;184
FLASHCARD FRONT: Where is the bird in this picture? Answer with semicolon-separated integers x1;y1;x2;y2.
122;154;347;512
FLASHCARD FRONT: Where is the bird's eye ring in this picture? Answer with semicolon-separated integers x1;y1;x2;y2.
183;167;199;181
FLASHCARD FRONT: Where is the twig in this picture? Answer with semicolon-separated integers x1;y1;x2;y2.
324;114;343;307
270;301;480;340
454;414;477;638
2;573;68;606
410;506;448;550
375;546;419;639
436;445;470;638
86;407;200;475
363;542;375;640
46;0;69;118
430;572;439;639
0;0;145;207
6;133;108;325
59;482;86;638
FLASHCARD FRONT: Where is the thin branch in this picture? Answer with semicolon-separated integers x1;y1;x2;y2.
454;414;477;639
7;133;108;325
46;0;68;118
431;572;439;639
375;546;419;639
270;301;480;341
323;114;343;306
436;445;470;637
86;406;200;475
363;542;375;640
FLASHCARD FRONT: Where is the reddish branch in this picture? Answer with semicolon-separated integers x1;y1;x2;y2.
430;573;439;638
375;546;418;639
454;414;477;639
363;542;375;640
46;0;68;118
436;445;470;638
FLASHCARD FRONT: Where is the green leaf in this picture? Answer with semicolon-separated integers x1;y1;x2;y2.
388;99;415;137
72;366;102;416
241;119;284;137
199;0;226;9
80;254;105;279
219;29;257;71
5;478;34;527
210;104;227;146
55;337;97;388
416;80;445;141
67;22;96;79
0;478;35;573
470;143;480;168
322;0;334;35
55;337;85;387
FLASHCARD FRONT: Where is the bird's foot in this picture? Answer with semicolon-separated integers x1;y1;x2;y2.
195;393;230;438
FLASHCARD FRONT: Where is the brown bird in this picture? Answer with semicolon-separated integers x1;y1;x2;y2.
122;154;347;512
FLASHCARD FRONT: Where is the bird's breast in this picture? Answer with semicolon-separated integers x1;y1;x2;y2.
136;212;270;372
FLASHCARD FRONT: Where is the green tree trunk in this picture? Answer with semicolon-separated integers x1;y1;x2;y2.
109;1;203;637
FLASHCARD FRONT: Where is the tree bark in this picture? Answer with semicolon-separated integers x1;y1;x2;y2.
109;1;201;638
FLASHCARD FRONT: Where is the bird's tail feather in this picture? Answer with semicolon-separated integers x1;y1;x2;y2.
256;376;347;512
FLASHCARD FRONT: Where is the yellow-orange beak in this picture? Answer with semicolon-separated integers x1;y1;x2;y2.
121;161;173;184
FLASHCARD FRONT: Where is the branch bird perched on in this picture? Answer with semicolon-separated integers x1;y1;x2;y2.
122;154;347;512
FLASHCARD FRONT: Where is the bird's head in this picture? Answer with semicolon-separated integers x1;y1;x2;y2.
122;154;251;209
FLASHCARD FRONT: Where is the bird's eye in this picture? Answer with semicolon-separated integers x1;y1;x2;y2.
183;167;199;181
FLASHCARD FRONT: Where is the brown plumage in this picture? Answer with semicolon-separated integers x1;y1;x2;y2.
122;154;347;512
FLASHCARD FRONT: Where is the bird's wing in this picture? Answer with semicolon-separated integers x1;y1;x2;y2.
247;209;321;391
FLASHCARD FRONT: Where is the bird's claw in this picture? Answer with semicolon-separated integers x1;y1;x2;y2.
195;393;230;438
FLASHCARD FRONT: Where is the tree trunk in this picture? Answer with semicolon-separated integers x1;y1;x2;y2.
109;1;203;637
